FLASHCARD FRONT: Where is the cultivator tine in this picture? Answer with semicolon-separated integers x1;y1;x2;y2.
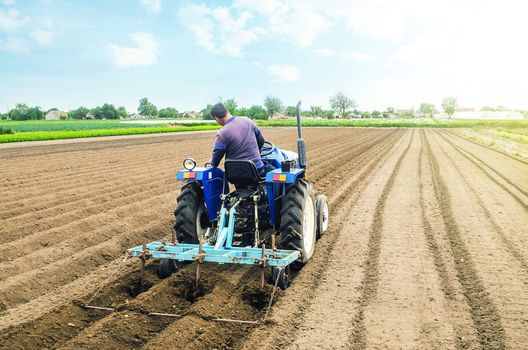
195;240;205;287
140;242;146;284
260;244;266;289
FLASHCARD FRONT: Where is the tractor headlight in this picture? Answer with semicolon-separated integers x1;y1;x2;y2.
183;158;196;171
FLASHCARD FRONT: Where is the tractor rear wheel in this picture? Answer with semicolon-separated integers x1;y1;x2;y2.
174;182;208;244
279;179;316;264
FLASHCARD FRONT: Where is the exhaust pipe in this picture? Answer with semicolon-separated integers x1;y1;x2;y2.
296;101;307;170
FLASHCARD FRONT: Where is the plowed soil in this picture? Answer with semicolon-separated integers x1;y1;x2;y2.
1;128;527;350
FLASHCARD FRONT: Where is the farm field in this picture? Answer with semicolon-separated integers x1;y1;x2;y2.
1;118;527;143
0;128;527;349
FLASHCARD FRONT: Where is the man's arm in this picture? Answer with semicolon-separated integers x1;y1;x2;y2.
211;136;226;167
253;124;265;150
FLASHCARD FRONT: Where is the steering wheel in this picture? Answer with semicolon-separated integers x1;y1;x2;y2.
260;140;276;157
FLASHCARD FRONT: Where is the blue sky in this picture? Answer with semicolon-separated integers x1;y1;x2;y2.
1;0;527;113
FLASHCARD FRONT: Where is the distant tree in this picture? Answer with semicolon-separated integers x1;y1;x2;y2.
323;110;334;119
371;110;382;118
310;106;324;118
481;106;495;111
99;103;118;119
329;91;357;118
383;107;395;118
419;103;437;117
441;97;458;118
263;95;283;117
236;107;249;117
68;106;90;119
247;105;268;120
117;106;128;119
400;111;415;118
360;110;371;118
90;106;102;119
495;105;508;111
138;97;158;117
158;107;179;118
285;106;297;117
26;106;44;120
8;103;30;120
201;104;213;120
221;98;238;115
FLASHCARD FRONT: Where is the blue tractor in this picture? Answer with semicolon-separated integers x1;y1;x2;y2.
128;102;329;289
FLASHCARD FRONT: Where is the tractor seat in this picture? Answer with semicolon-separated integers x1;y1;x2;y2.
224;160;264;188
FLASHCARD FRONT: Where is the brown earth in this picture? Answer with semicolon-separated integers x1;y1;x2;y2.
1;128;527;349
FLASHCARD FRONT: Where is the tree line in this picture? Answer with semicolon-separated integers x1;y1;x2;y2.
2;93;527;121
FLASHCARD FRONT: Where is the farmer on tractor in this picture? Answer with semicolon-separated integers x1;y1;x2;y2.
209;102;269;175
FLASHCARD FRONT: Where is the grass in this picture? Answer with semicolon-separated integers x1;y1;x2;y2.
0;117;527;143
0;125;220;143
0;119;215;132
256;118;528;128
0;126;14;134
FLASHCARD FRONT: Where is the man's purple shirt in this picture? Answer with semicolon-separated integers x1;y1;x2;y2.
211;116;265;168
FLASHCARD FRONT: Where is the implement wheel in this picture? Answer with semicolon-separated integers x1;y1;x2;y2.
315;194;329;239
157;259;177;279
271;266;291;290
279;179;316;265
174;182;208;244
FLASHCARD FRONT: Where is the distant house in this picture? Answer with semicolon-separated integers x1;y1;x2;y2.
85;112;95;120
396;109;414;114
456;107;475;112
129;113;146;119
182;111;201;119
45;110;68;120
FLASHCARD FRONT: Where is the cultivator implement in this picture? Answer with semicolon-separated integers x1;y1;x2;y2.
127;242;300;267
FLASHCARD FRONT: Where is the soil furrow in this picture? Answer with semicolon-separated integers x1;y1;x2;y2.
435;132;528;274
424;132;507;349
348;130;414;349
237;130;407;350
0;131;353;212
0;198;171;311
0;190;176;278
417;130;480;349
0;129;396;350
437;131;528;210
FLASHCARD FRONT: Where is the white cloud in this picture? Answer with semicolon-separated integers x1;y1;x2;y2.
235;0;330;46
179;1;329;57
315;48;334;58
267;64;300;82
107;32;158;68
140;0;161;14
178;4;262;57
341;52;375;62
0;37;29;53
30;29;53;46
0;8;27;31
1;0;15;5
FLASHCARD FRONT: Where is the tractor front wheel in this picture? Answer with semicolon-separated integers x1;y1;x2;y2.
279;179;316;265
